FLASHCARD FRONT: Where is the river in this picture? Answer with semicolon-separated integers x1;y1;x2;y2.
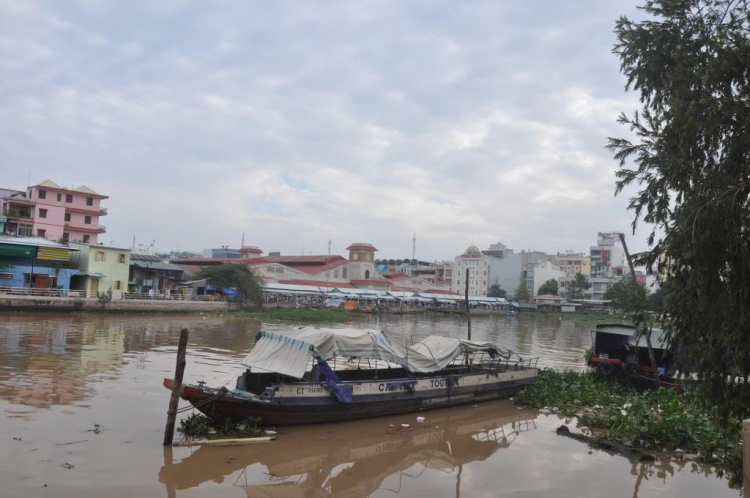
0;313;735;497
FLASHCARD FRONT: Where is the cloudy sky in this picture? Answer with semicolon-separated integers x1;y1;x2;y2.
0;0;650;260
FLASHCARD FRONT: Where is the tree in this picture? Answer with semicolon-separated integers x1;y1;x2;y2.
607;0;750;410
513;273;530;302
487;283;507;298
196;264;264;307
603;279;647;311
537;279;558;296
566;272;591;300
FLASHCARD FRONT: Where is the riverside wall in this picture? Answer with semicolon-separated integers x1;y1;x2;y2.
0;295;235;312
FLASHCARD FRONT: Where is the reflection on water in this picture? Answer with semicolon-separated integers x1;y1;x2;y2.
160;403;537;497
0;313;737;497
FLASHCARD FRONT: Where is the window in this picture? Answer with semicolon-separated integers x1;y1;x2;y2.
0;272;13;280
38;190;46;199
119;254;126;264
37;229;46;237
334;269;339;278
83;235;90;243
86;197;93;206
39;209;47;218
28;189;32;199
64;213;71;222
266;266;274;272
57;193;62;202
114;281;122;290
95;251;106;262
66;194;73;203
342;267;347;279
276;267;283;273
62;233;69;241
84;215;92;224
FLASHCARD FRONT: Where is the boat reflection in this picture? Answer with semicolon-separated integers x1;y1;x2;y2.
160;403;538;496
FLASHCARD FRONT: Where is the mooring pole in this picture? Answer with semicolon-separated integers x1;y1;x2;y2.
743;419;749;498
464;270;471;341
163;328;189;446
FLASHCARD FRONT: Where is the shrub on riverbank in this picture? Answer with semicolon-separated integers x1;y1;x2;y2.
218;308;353;323
517;369;745;487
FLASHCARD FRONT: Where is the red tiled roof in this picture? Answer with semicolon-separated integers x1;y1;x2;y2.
277;279;357;289
382;272;410;280
350;279;393;287
346;244;378;252
171;255;348;275
390;286;420;293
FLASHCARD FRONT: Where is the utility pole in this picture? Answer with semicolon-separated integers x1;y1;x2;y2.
412;233;416;277
619;233;660;389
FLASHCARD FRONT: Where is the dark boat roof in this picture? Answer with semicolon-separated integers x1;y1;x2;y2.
594;323;668;349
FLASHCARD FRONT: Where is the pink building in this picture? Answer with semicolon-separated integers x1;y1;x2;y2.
25;180;108;244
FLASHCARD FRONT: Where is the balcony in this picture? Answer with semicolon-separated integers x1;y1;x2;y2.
63;205;108;216
64;222;106;233
3;209;34;221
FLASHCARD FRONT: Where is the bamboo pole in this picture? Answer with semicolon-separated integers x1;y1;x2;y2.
744;419;749;498
163;328;189;446
619;234;660;389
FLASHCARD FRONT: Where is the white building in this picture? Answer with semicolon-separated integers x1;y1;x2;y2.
590;232;626;278
451;242;524;297
452;245;491;296
523;260;566;297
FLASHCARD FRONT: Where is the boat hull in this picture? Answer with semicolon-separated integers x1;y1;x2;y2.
165;368;538;425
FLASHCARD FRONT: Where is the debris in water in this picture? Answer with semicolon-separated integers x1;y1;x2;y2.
61;463;74;470
56;440;89;446
401;424;410;428
416;417;425;423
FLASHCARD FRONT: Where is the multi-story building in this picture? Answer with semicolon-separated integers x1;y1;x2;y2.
452;245;490;296
374;258;454;289
203;247;241;259
0;235;80;289
451;242;524;297
558;274;617;300
1;181;108;243
483;242;523;297
28;180;108;244
590;232;626;278
523;260;566;297
552;251;591;276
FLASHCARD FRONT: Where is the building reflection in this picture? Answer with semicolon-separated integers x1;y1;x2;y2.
160;405;538;497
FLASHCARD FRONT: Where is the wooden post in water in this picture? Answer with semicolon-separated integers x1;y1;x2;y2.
464;269;471;341
744;419;749;498
163;328;189;446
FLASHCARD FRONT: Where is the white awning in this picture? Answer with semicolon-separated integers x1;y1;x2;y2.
240;327;512;378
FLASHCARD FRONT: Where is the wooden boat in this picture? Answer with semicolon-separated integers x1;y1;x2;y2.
587;323;682;389
164;327;539;425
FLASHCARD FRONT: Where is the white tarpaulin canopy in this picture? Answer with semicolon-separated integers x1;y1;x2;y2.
241;327;510;378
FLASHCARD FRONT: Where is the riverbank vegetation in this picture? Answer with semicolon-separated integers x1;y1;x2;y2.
178;413;264;439
517;369;746;486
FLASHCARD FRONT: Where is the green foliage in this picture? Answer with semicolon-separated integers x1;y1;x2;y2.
537;279;559;296
196;264;264;307
96;288;112;306
178;413;263;439
513;274;530;302
517;369;745;486
487;283;507;298
565;272;591;300
603;279;647;311
607;0;750;411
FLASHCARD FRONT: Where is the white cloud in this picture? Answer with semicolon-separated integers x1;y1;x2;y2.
0;0;650;259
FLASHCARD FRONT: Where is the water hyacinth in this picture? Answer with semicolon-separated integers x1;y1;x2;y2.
516;369;745;487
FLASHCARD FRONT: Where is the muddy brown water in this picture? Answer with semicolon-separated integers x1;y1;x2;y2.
0;313;735;497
